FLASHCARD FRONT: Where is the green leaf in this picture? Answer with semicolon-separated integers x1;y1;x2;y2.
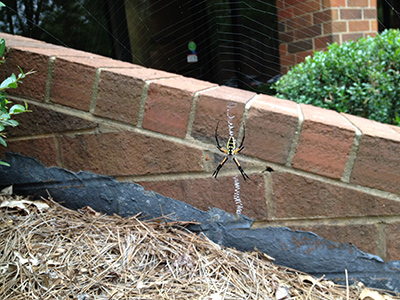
0;161;10;167
0;74;17;90
0;136;6;147
7;119;19;127
0;38;5;57
0;2;6;7
9;104;26;114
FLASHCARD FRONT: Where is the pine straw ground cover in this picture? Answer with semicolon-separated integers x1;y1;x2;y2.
0;193;398;300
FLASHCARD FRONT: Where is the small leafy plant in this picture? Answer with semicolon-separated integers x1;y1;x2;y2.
0;37;31;166
275;29;400;126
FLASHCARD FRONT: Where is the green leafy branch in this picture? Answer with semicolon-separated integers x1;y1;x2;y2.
0;37;33;166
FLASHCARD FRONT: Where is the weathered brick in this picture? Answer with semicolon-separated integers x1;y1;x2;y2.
278;7;294;21
0;137;59;166
348;20;370;32
292;104;355;179
340;9;362;19
313;9;332;24
5;48;49;101
60;131;203;176
50;57;97;111
290;224;378;256
294;24;321;40
142;77;216;138
191;86;255;143
245;95;298;164
138;174;267;219
279;31;294;43
342;32;364;42
331;21;347;33
386;222;400;261
288;39;313;53
314;35;333;49
286;14;312;29
348;0;368;6
344;114;400;194
330;0;346;7
363;8;377;19
4;101;98;137
95;68;176;125
272;172;400;219
280;54;296;66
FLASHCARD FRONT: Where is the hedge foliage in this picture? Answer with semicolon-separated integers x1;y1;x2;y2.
275;29;400;126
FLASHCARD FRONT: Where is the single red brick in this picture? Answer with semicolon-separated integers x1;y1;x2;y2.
313;9;333;24
348;20;370;32
294;24;322;39
279;44;288;56
386;223;400;261
330;0;346;7
245;95;299;164
340;9;362;19
191;86;255;143
314;35;333;49
4;101;98;137
143;77;216;138
286;14;313;30
272;172;400;219
280;54;296;66
348;0;368;6
363;8;377;19
5;48;50;101
278;7;294;21
292;104;355;179
0;137;59;166
291;224;378;256
138;174;267;219
331;21;348;33
342;32;364;42
50;57;97;111
95;68;176;125
279;31;294;43
344;114;400;194
60;131;203;176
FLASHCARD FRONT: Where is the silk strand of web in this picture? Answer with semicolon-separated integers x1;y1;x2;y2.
226;102;243;215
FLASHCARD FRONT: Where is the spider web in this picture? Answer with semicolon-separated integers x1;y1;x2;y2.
0;0;399;93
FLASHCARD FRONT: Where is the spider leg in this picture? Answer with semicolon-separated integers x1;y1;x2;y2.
212;156;228;178
233;157;249;181
236;125;246;154
214;121;227;154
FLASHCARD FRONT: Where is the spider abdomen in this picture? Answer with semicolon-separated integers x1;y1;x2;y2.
227;137;237;155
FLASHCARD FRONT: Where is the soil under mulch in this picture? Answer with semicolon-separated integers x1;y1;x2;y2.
0;193;398;300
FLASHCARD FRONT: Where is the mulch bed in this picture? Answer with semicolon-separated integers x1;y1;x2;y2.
0;191;398;300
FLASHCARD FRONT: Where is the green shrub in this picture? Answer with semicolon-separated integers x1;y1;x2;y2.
275;29;400;126
0;37;31;166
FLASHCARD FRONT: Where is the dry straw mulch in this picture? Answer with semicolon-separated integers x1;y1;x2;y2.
0;192;398;300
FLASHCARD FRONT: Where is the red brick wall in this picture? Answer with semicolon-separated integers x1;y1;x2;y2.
2;33;400;262
277;0;378;73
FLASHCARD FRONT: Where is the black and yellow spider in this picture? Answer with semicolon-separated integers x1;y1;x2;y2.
212;121;249;181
